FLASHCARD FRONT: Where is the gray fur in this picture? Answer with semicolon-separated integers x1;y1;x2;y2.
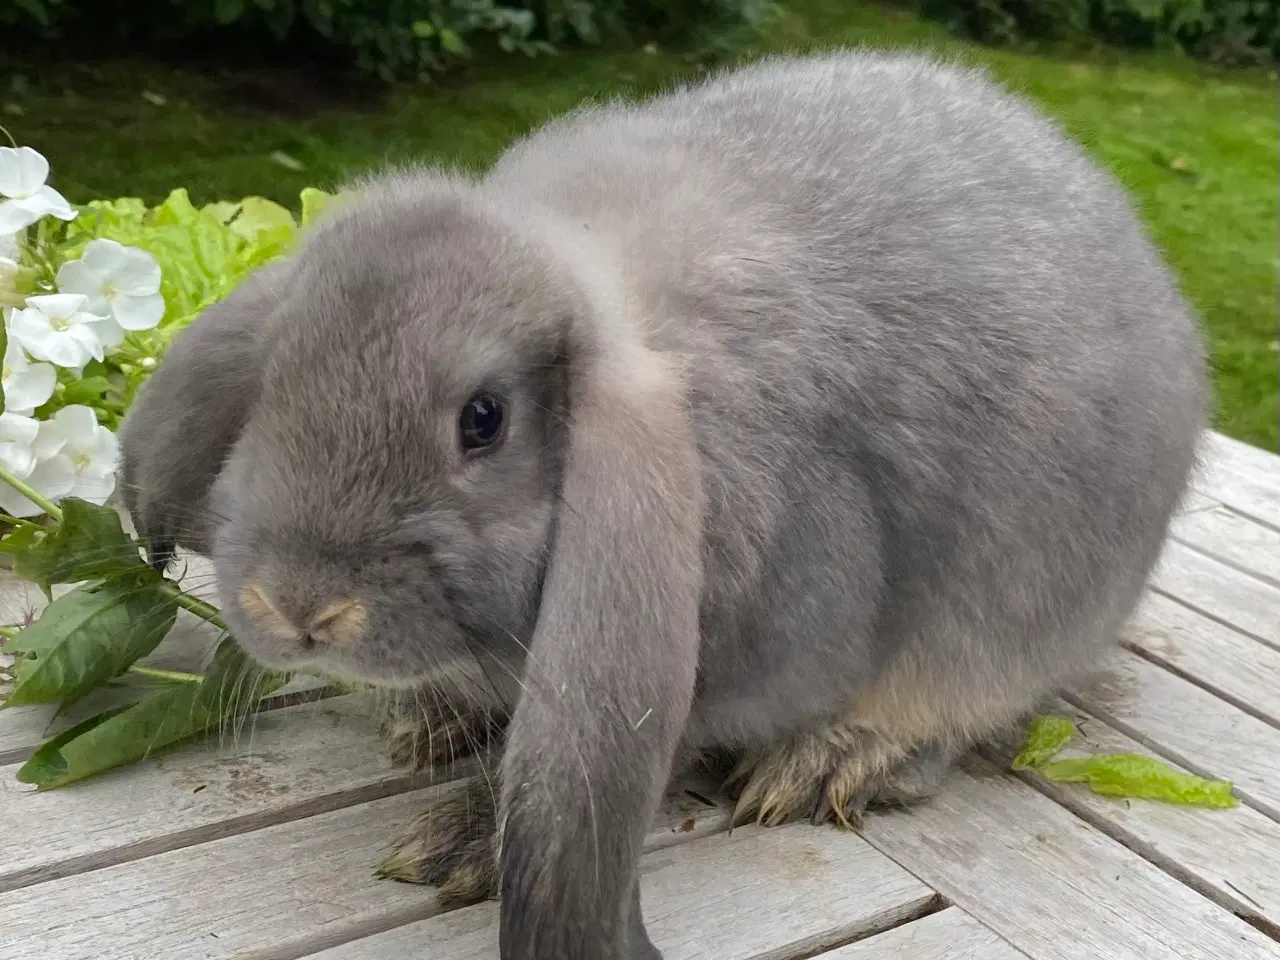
118;50;1207;960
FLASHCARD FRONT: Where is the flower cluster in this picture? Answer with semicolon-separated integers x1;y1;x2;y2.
1;145;164;517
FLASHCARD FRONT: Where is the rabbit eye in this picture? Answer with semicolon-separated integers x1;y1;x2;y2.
459;392;506;454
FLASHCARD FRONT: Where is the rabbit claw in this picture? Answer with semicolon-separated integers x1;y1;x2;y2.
374;776;500;905
726;730;954;830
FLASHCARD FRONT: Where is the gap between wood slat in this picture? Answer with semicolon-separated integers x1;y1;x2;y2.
1168;530;1280;594
1149;585;1280;657
1118;638;1280;735
0;762;477;895
782;894;948;960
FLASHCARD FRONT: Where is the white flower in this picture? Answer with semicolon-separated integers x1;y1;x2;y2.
0;410;72;518
2;337;56;417
26;405;118;508
0;147;76;235
56;239;164;332
9;293;118;371
0;232;17;261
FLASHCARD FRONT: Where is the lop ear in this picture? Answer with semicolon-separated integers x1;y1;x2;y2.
498;336;704;959
118;260;291;564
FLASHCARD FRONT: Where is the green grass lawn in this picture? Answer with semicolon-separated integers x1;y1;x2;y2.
5;1;1277;449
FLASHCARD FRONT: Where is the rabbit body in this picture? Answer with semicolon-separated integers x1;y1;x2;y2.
485;51;1206;752
119;51;1207;960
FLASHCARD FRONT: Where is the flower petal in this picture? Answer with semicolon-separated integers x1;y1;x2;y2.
54;258;105;300
70;472;118;505
8;308;58;360
108;245;162;296
110;292;165;331
90;314;126;349
80;238;131;275
0;231;17;260
0;198;44;234
0;147;50;199
5;362;56;413
32;419;67;460
53;404;101;442
0;410;40;446
31;185;76;222
0;483;44;517
25;292;92;320
67;325;105;363
27;453;78;500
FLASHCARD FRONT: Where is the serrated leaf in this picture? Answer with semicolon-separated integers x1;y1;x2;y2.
1039;753;1238;809
1011;714;1076;770
1;579;178;707
11;498;149;591
230;196;296;242
18;640;287;790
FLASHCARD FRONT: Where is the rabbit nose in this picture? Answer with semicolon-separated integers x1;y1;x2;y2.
237;584;367;651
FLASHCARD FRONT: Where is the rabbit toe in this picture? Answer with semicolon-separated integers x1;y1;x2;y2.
374;777;499;905
727;729;955;829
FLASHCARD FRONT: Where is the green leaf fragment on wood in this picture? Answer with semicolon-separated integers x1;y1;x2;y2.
1039;754;1238;809
1;579;178;708
1011;714;1077;770
16;640;288;790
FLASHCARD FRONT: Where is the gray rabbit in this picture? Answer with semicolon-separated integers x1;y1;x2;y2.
117;50;1207;960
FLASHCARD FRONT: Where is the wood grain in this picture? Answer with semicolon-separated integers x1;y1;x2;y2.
1170;504;1280;587
821;908;1029;959
0;783;736;960
857;755;1280;960
1151;540;1280;651
1124;591;1280;727
1194;432;1280;531
0;693;444;892
306;823;937;960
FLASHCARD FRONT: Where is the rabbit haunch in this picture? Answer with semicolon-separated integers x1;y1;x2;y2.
117;51;1207;960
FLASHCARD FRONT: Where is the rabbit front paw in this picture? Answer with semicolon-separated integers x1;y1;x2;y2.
725;728;956;829
374;776;500;905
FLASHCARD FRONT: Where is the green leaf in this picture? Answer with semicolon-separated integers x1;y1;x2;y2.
1039;754;1239;809
1011;714;1076;770
17;640;287;790
202;200;242;224
230;196;296;242
439;28;468;55
299;187;337;226
58;375;112;407
411;19;435;37
1;578;178;707
11;498;149;591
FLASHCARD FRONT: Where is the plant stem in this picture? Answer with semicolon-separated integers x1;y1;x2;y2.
127;664;203;684
0;625;16;638
0;466;62;523
0;514;42;531
155;581;229;632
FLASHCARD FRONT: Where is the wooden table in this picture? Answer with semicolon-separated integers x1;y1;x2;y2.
2;430;1278;960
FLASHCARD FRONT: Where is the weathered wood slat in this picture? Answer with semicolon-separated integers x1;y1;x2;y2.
1170;503;1280;587
1124;592;1280;727
1069;648;1280;822
1151;540;1280;651
856;755;1280;960
988;697;1280;935
305;823;937;960
0;693;445;893
822;908;1029;959
0;784;736;960
1194;432;1280;531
